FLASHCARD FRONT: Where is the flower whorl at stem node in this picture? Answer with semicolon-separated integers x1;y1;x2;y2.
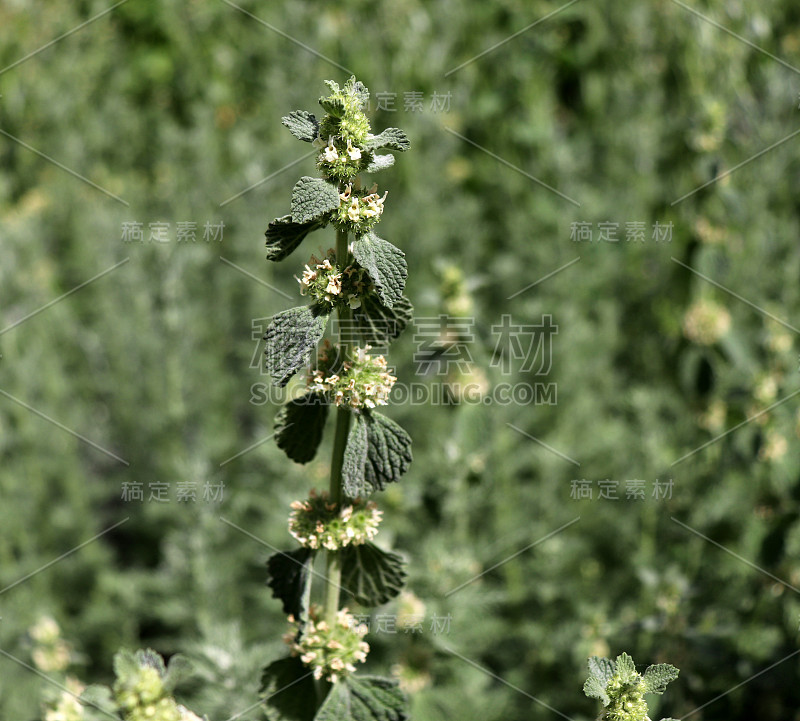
333;184;387;234
296;249;369;310
288;489;382;550
284;605;369;683
309;344;397;409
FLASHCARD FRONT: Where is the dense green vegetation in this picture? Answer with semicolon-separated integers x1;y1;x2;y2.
1;1;799;719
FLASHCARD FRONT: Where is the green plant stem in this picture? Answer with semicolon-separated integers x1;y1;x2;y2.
323;225;353;627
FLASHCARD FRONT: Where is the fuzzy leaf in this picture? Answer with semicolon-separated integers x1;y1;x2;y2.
266;547;313;617
137;649;167;677
341;542;407;606
266;215;323;262
319;95;346;118
79;685;118;715
583;675;610;707
164;654;193;691
342;413;369;498
351;79;370;107
351;294;413;346
365;412;412;493
342;412;412;497
275;392;329;463
587;656;616;685
291;176;341;223
315;675;408;721
264;306;328;387
642;664;679;695
282;110;319;143
364;128;410;152
261;657;317;721
113;649;140;680
614;652;637;683
365;154;395;173
350;232;407;309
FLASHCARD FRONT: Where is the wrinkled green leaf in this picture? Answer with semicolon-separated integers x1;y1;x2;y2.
350;232;407;309
342;413;369;498
282;110;319;142
291;176;340;224
113;648;139;680
341;542;407;606
137;649;167;678
365;154;395;173
642;664;679;695
275;392;329;463
261;657;318;721
588;656;615;685
342;412;412;497
315;676;408;721
266;547;313;617
364;128;410;152
583;675;610;707
364;412;412;493
266;215;323;262
351;79;370;107
614;652;637;683
319;95;346;118
79;685;117;716
164;654;193;691
351;294;413;346
264;306;328;387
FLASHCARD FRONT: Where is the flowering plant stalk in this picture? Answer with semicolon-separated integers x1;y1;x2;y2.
260;77;413;720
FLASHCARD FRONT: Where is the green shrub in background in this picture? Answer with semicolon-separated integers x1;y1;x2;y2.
1;1;799;719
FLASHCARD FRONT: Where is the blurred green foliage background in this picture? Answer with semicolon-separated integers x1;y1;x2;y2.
1;0;800;719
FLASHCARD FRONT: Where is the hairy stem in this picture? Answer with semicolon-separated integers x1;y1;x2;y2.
323;225;353;626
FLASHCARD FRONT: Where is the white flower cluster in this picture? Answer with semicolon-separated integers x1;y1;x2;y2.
30;616;73;673
334;184;387;232
682;298;731;345
284;606;369;683
297;251;366;310
321;136;362;164
288;489;382;550
44;677;86;721
309;345;397;409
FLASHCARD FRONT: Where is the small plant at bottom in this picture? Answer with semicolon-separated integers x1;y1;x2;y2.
39;648;202;721
583;652;679;721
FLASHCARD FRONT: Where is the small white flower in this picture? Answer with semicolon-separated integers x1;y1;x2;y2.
322;138;339;163
348;198;361;222
346;139;361;161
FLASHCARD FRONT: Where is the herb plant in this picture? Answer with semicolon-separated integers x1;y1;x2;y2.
583;653;679;721
259;76;413;721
